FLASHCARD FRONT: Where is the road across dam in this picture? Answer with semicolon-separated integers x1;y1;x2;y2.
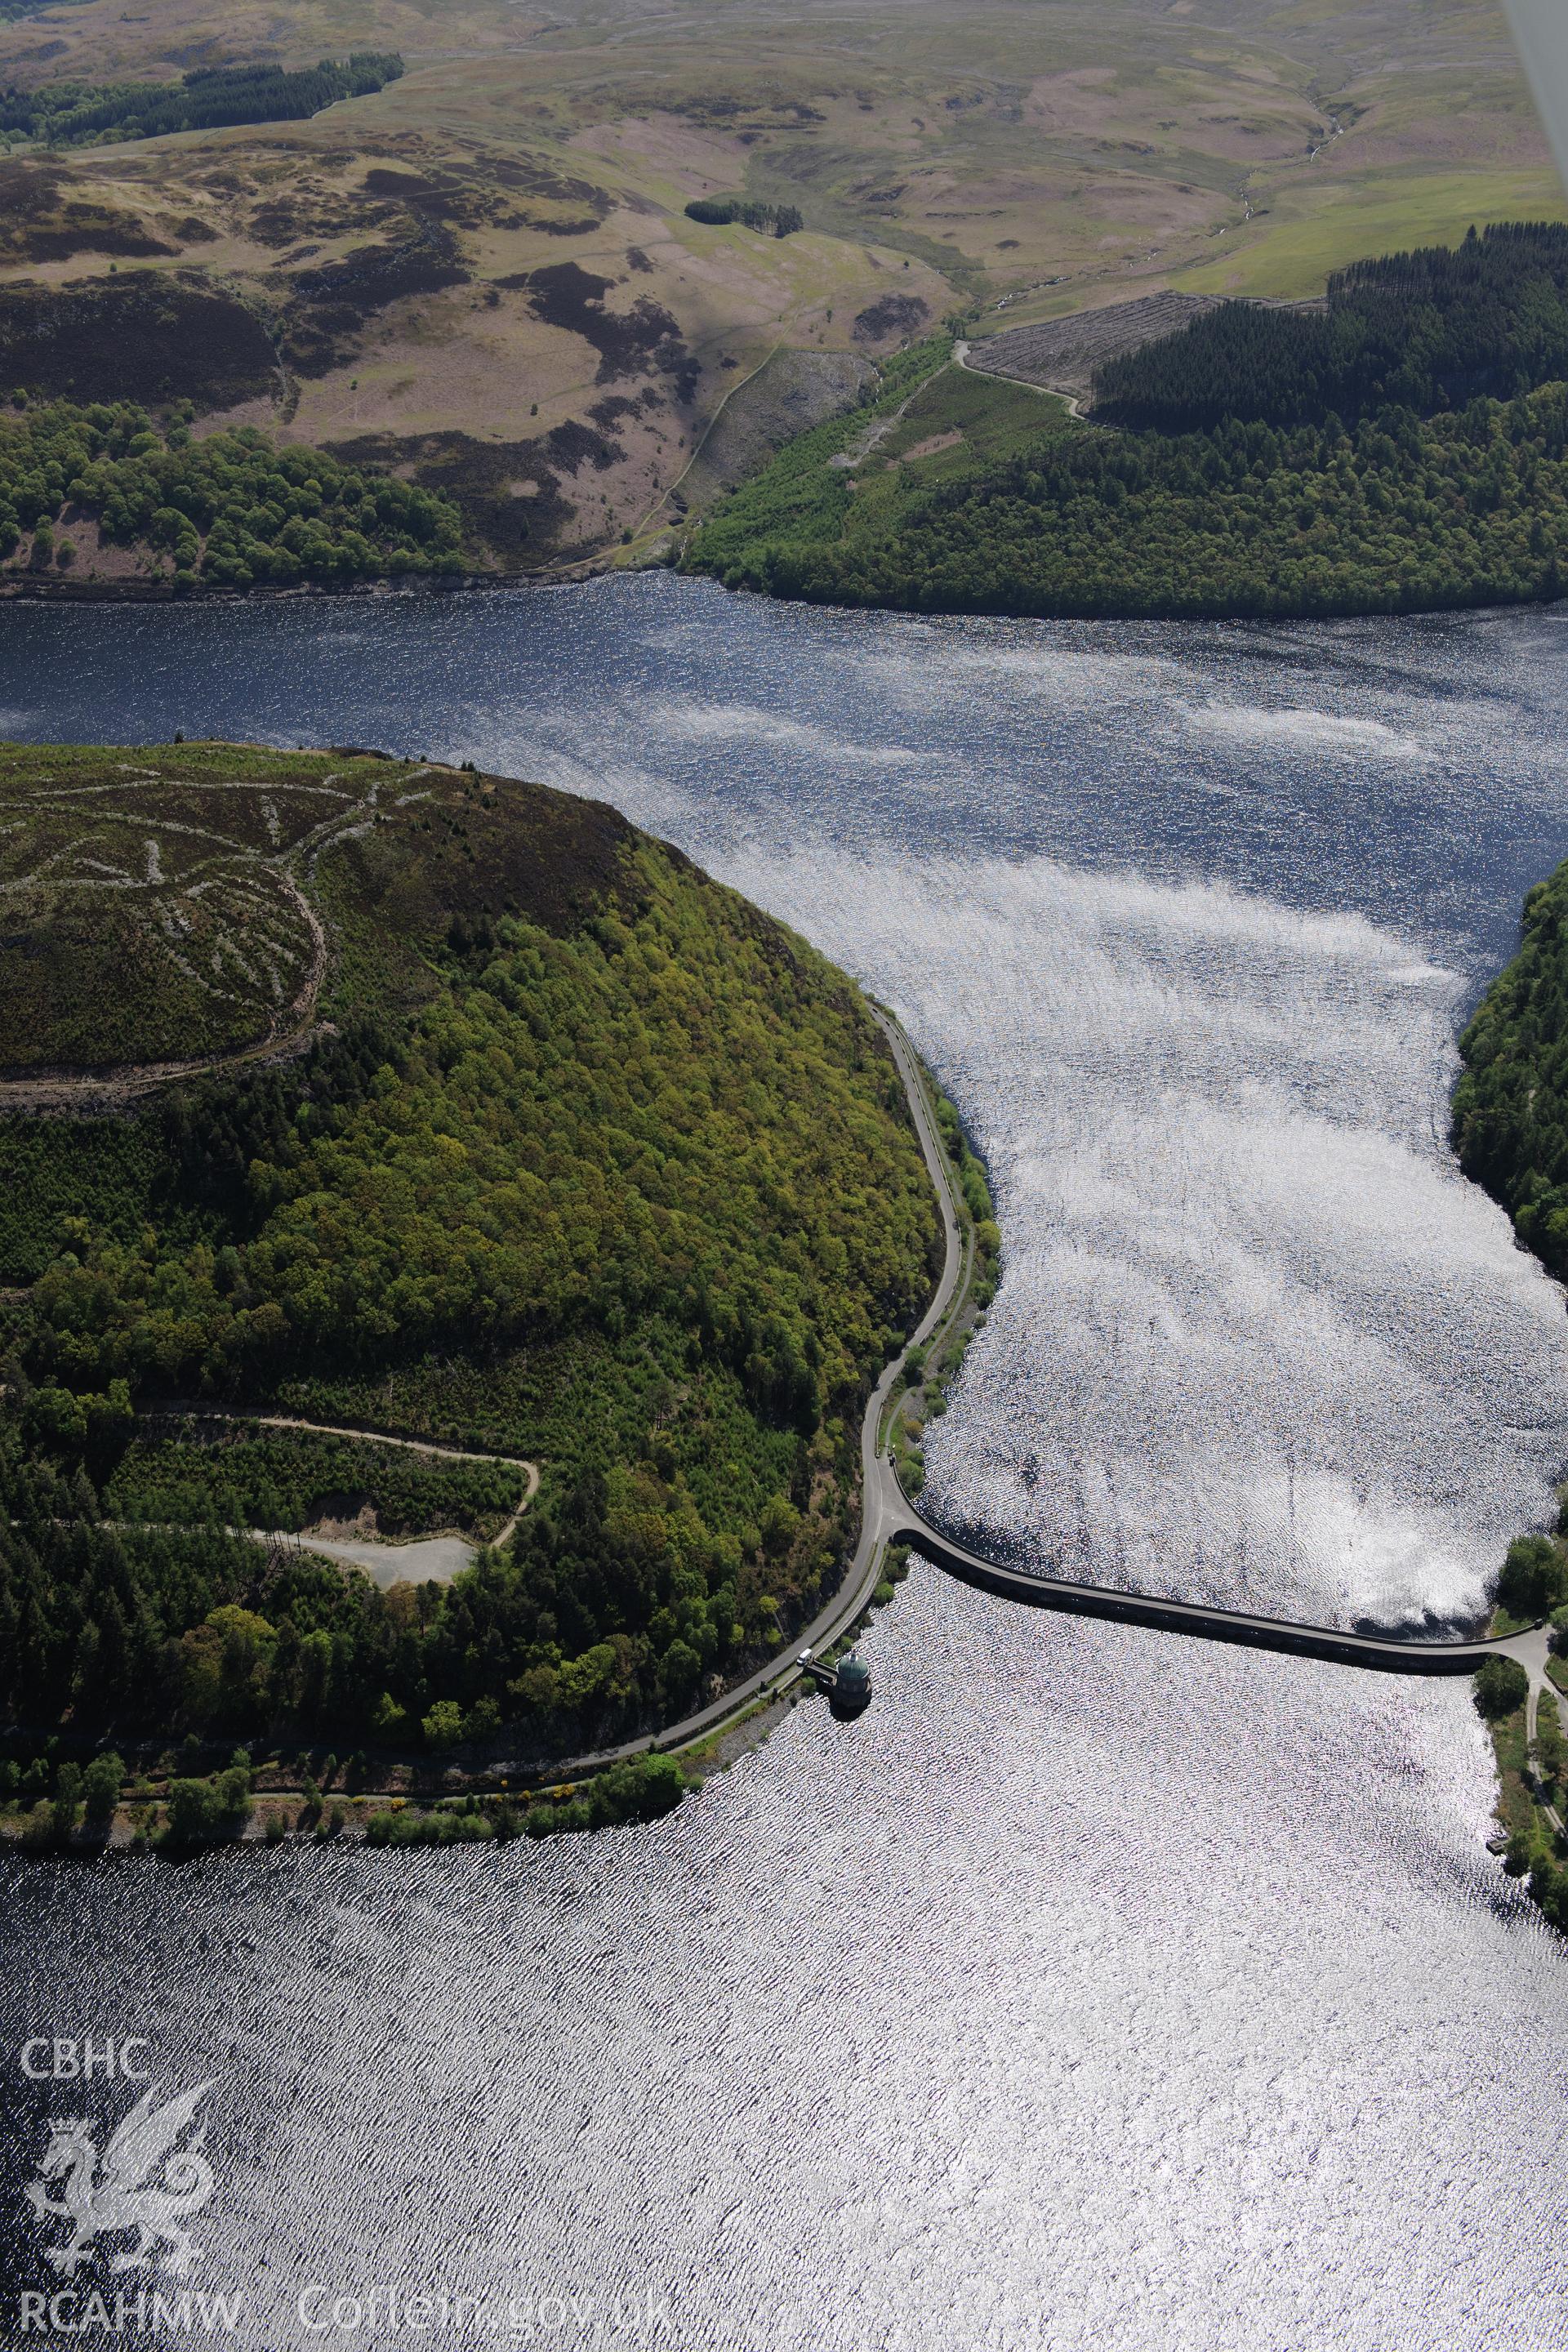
882;1478;1543;1678
858;1013;1544;1686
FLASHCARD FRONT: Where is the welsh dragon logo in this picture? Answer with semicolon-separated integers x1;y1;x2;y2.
26;2079;216;2278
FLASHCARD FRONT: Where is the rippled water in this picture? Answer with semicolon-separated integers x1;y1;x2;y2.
5;580;1568;2350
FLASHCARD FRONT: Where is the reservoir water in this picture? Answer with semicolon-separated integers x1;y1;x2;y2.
5;577;1568;2348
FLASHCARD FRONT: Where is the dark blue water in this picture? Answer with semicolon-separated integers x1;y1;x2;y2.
5;579;1568;969
5;578;1568;2351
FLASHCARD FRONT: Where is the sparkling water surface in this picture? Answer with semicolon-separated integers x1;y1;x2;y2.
4;578;1568;2350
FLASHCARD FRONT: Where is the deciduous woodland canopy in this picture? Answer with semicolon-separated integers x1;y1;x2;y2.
688;225;1568;622
0;747;942;1753
0;399;464;586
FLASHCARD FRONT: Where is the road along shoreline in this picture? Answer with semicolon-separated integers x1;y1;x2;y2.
548;1004;973;1777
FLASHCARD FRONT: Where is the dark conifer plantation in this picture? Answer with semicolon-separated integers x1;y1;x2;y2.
0;54;402;148
1094;224;1568;430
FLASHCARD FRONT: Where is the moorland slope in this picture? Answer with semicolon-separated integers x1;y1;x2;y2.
0;0;1552;580
0;742;942;1767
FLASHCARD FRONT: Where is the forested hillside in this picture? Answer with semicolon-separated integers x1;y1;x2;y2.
691;350;1568;619
688;227;1568;622
1453;858;1568;1281
0;745;941;1758
1452;862;1568;1929
1094;224;1568;430
0;398;464;590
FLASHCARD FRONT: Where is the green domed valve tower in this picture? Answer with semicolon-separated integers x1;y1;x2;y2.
830;1650;872;1718
798;1646;873;1717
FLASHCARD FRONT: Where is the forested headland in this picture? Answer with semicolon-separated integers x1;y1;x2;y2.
686;224;1568;622
1453;858;1568;1928
0;744;945;1798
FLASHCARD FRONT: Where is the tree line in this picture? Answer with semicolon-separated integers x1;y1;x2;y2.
0;397;465;586
694;375;1568;621
1452;853;1568;1281
0;54;402;149
1453;860;1568;1932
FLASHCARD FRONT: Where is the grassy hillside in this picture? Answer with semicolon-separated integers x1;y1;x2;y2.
0;742;941;1758
0;0;1548;574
